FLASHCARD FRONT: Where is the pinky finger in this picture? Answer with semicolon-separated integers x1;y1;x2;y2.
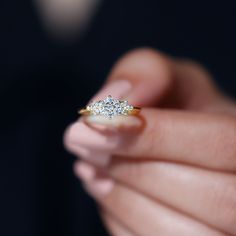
101;211;136;236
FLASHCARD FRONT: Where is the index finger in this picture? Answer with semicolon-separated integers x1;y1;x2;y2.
73;109;236;171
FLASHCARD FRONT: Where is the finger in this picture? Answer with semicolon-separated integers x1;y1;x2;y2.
67;142;111;167
101;211;135;236
107;159;236;235
91;48;172;107
89;48;235;112
166;60;236;114
75;165;226;236
67;109;236;171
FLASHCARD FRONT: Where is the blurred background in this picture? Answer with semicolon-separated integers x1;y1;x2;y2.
1;0;236;235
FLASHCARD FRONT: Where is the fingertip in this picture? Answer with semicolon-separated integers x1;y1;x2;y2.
74;161;96;181
108;48;174;106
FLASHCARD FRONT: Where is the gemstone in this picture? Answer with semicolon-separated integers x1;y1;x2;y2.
87;95;133;119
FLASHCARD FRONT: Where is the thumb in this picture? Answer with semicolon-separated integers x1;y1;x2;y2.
166;59;236;114
90;48;235;114
91;48;173;107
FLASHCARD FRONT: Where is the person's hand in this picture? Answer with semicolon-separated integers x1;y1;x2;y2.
64;49;236;236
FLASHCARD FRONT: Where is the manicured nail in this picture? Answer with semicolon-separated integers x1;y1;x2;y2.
82;151;111;167
75;162;96;181
91;80;132;101
71;122;121;151
73;145;111;167
83;115;143;132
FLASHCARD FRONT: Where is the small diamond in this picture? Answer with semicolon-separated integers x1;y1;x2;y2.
88;95;133;118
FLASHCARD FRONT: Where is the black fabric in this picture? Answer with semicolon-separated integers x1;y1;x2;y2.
1;0;236;235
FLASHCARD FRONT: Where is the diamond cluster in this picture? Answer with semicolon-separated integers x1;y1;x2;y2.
87;95;133;119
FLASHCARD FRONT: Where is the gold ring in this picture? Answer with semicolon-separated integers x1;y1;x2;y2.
79;95;141;119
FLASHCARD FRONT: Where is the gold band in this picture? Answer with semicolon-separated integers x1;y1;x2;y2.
79;108;91;115
128;107;141;115
79;106;141;116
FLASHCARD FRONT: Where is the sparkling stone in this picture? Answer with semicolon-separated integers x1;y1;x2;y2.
88;95;133;118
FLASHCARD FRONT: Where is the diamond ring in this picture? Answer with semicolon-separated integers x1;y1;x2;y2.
79;95;141;119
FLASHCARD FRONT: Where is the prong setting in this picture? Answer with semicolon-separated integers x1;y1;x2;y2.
87;95;134;119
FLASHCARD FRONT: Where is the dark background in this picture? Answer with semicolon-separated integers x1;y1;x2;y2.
1;1;236;235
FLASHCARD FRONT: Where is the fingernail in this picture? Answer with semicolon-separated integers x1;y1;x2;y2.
91;80;132;101
83;115;143;132
75;162;96;181
72;122;121;151
82;151;111;167
73;145;111;167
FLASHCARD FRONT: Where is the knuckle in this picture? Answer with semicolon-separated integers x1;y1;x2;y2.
178;59;215;86
178;59;209;77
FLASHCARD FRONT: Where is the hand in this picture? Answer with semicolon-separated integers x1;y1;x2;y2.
64;49;236;236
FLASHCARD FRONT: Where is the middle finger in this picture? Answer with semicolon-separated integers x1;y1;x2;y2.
106;159;236;235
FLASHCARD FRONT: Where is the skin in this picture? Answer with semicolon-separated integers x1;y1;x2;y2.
64;49;236;236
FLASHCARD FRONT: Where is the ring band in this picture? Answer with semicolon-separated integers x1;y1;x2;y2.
79;95;141;119
79;107;141;115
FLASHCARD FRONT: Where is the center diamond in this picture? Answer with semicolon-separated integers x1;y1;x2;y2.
87;95;133;119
